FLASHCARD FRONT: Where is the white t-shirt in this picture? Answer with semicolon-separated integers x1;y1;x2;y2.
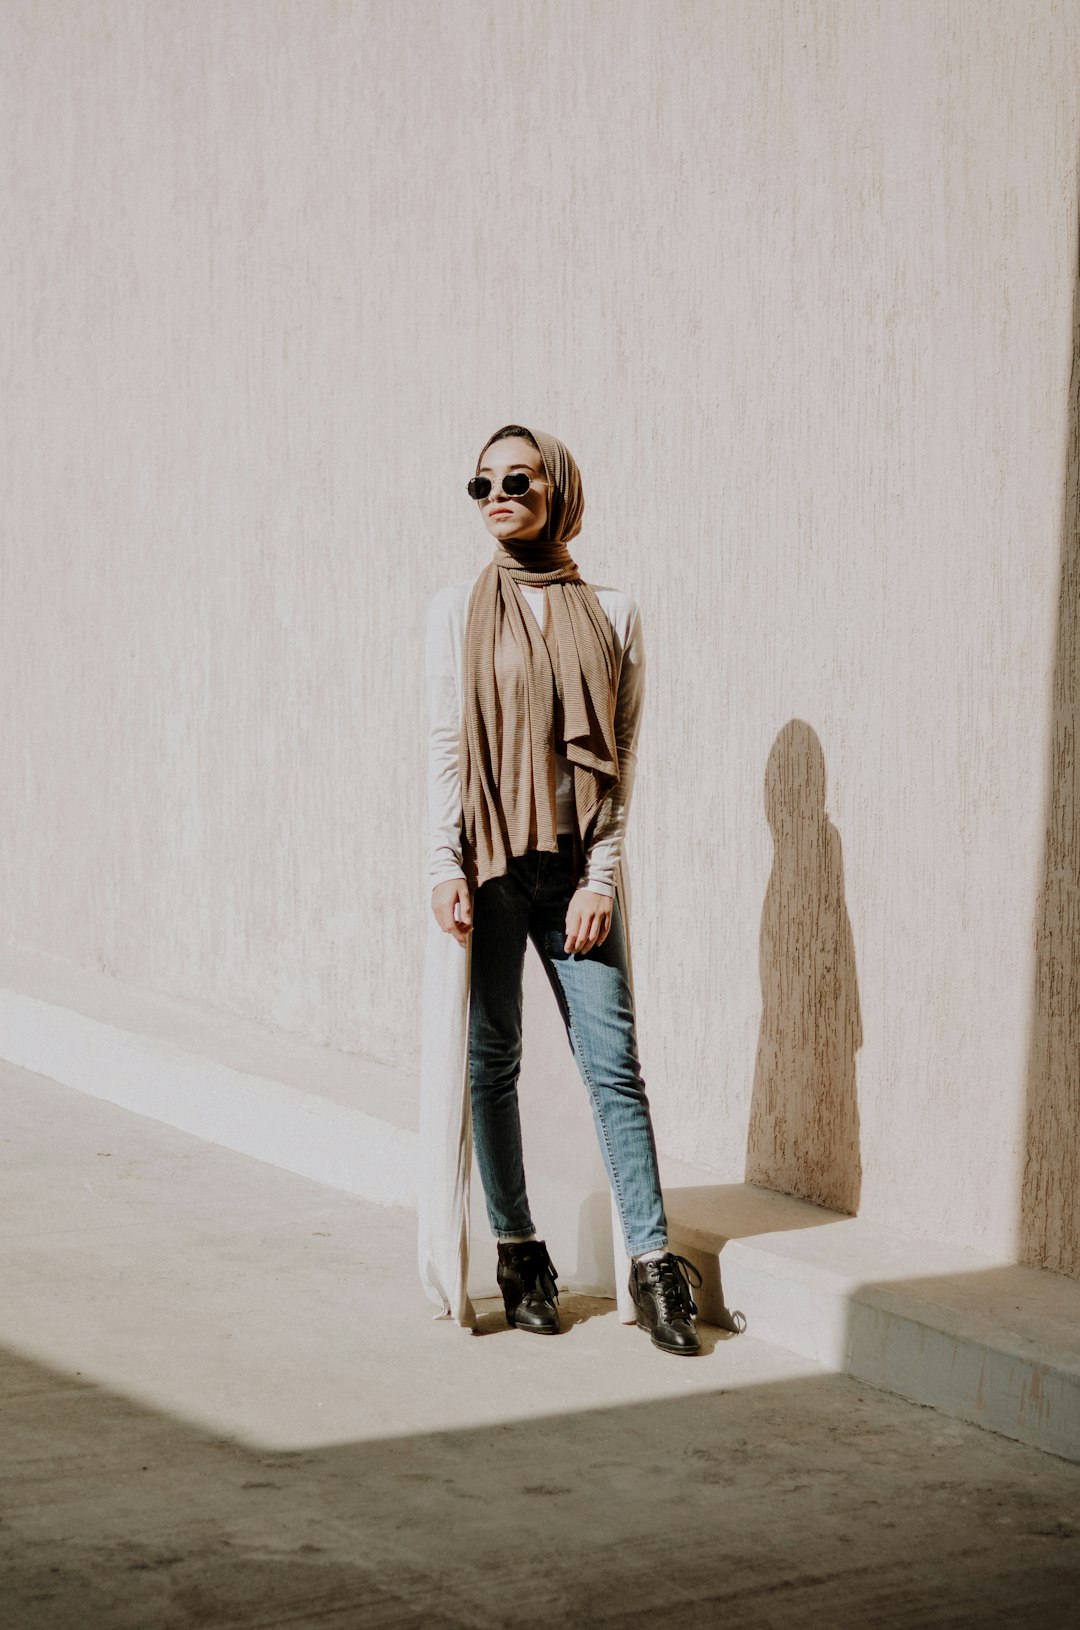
518;584;577;834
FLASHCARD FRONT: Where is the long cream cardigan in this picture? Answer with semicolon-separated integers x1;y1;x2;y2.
418;566;645;1330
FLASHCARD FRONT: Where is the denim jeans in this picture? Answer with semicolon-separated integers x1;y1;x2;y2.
467;832;669;1258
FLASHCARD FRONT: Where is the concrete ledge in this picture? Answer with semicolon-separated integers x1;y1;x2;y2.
3;942;1079;1463
664;1184;1080;1462
0;944;419;1211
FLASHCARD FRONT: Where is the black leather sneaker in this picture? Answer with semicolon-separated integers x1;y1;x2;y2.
497;1239;561;1334
629;1251;703;1354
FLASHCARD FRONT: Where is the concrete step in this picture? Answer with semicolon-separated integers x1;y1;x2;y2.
664;1183;1080;1464
3;941;1078;1463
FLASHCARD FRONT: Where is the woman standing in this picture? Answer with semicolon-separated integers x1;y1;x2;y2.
419;423;702;1355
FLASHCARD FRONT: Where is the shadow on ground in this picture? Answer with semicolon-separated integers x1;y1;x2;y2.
4;1334;1080;1629
471;1291;736;1351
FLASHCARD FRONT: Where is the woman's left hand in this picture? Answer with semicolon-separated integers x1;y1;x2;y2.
564;889;613;955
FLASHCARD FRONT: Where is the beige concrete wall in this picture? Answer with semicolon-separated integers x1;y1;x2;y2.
2;0;1078;1270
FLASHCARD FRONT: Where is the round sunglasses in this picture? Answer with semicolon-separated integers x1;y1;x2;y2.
467;471;552;503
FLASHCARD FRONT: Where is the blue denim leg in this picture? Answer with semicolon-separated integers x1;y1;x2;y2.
467;832;669;1257
529;836;669;1257
467;849;540;1241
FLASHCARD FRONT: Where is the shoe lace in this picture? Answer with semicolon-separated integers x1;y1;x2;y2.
647;1252;702;1321
512;1244;560;1304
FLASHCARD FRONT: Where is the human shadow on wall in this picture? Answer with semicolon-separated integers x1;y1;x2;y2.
744;720;863;1215
1021;204;1080;1278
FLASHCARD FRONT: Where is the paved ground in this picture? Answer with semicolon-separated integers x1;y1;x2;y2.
2;1061;1079;1629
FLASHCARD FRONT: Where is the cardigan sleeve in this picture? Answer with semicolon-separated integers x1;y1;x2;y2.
578;601;645;899
426;591;468;892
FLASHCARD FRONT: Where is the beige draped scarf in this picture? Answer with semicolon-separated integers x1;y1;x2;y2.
459;426;620;895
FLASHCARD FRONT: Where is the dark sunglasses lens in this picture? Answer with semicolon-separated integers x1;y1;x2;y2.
467;472;533;501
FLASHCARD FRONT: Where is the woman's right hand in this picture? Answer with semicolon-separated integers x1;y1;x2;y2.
431;879;473;946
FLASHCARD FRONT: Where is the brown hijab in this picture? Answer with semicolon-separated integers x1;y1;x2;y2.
459;425;620;895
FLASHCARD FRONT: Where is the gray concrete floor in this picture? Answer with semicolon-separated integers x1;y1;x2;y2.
2;1061;1079;1629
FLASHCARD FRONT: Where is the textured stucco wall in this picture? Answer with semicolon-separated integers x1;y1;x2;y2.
2;1;1079;1270
1022;253;1080;1278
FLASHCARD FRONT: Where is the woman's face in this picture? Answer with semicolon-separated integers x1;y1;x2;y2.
475;436;550;544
